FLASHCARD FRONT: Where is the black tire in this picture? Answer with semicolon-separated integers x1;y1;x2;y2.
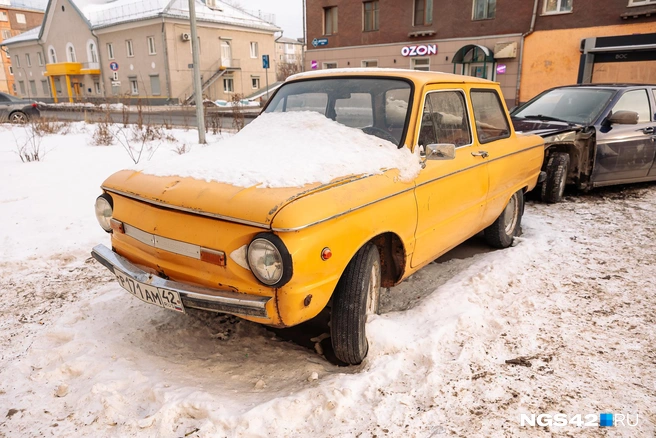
9;111;28;124
330;243;381;365
484;190;524;249
541;152;570;203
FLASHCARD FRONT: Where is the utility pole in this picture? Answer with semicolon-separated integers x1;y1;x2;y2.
189;0;206;144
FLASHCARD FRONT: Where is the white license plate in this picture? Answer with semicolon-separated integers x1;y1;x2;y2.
115;269;185;314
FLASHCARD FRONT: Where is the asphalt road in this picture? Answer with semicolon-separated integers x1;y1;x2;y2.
41;108;257;129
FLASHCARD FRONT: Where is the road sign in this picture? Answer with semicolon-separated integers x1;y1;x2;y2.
111;81;121;86
311;60;318;70
262;54;270;69
312;38;328;48
109;62;119;71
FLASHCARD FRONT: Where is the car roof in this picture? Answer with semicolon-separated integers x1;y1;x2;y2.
287;68;496;86
551;83;656;90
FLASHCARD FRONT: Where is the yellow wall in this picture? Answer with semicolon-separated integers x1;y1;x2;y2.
520;22;656;102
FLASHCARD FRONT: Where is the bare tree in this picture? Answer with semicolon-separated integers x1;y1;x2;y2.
277;62;301;81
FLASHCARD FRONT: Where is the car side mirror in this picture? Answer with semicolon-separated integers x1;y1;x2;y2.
421;143;455;168
607;110;639;125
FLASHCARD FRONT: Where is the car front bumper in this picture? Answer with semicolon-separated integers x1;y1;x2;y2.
91;244;272;318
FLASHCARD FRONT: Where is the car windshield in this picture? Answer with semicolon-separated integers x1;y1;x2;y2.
0;93;22;103
512;88;615;125
264;77;413;147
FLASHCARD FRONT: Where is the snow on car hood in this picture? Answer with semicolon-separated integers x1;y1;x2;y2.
137;111;421;188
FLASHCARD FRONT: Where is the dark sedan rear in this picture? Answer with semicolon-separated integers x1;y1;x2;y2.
0;92;41;123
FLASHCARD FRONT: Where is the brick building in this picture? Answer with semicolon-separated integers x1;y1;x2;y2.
0;0;44;95
305;0;656;105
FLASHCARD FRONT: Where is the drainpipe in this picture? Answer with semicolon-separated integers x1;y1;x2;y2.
161;19;172;103
515;0;539;107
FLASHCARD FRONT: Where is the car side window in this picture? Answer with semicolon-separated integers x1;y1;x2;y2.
0;94;8;102
613;90;651;122
471;90;511;143
418;90;471;147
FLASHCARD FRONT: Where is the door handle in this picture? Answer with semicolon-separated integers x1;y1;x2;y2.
471;151;489;158
643;127;655;134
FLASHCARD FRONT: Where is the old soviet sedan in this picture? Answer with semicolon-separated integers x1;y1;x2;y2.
0;91;40;123
512;84;656;203
92;69;544;365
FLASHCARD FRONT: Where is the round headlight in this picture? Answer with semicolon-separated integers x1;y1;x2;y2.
95;194;113;233
247;234;292;287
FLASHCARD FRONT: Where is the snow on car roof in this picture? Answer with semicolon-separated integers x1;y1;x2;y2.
288;68;495;84
138;111;421;188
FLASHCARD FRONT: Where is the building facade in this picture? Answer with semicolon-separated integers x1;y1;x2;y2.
0;0;43;95
275;36;304;80
1;0;279;104
305;0;656;105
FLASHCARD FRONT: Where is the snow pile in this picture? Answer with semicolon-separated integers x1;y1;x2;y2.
139;111;421;188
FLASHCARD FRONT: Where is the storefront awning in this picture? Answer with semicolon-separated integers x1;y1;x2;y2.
452;44;494;64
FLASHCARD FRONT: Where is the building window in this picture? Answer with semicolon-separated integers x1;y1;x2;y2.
363;1;379;31
29;80;36;96
414;0;433;26
16;13;26;24
0;11;8;21
250;41;258;58
107;43;114;59
147;36;156;55
126;40;134;57
15;54;20;68
252;77;260;89
323;62;337;69
224;77;234;92
18;81;25;95
362;60;378;67
66;43;76;62
37;51;43;66
473;0;496;19
49;46;57;63
41;79;49;95
9;65;13;75
150;75;161;95
130;78;138;95
543;0;572;13
412;58;430;71
324;6;338;35
54;77;62;94
94;81;101;94
25;53;31;67
88;41;98;63
1;29;10;39
629;0;656;4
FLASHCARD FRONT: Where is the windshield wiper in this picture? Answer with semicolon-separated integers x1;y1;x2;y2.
520;114;579;125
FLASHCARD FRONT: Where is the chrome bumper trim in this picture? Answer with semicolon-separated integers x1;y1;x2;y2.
91;244;271;318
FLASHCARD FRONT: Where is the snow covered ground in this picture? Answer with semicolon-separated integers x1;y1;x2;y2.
0;122;655;437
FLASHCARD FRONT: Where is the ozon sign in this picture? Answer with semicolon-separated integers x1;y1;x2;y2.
401;44;438;57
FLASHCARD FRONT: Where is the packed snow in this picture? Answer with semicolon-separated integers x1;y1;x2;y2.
0;120;655;437
139;111;422;188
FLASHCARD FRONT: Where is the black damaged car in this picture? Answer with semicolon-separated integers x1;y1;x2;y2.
511;84;656;202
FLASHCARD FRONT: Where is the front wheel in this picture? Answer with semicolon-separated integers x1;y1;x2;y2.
9;111;28;124
484;190;524;249
330;243;381;365
541;152;570;203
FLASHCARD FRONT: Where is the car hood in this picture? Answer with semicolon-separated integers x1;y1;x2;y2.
101;169;408;230
511;117;585;137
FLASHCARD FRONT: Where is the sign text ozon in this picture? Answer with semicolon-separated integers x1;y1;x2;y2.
401;44;438;57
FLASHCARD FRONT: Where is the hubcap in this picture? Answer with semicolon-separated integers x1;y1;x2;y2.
365;261;381;315
11;113;26;123
558;170;567;199
503;194;519;236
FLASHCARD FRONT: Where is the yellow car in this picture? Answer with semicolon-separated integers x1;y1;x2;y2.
92;69;544;365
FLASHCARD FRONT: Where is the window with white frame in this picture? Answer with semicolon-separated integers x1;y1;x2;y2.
250;42;258;58
224;77;234;92
414;0;433;26
324;6;338;35
88;41;98;63
94;81;101;94
628;0;656;4
9;65;13;75
473;0;496;19
41;79;49;95
252;77;260;89
15;54;20;67
129;77;138;94
323;62;337;69
37;51;43;66
0;11;8;21
1;29;10;39
543;0;572;13
48;46;57;63
66;43;76;62
107;43;114;59
147;36;156;55
362;60;378;67
29;80;36;96
25;53;31;66
126;40;134;57
412;58;430;71
363;1;379;31
150;75;161;95
18;80;25;95
16;13;26;24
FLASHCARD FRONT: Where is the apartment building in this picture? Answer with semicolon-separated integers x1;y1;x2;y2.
305;0;656;105
1;0;280;104
275;36;303;80
0;0;44;95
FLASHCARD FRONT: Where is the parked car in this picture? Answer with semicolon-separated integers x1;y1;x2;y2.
511;84;656;203
0;92;40;123
91;69;544;365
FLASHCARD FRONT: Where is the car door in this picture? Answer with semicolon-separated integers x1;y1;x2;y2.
0;94;10;122
411;85;488;268
592;88;656;183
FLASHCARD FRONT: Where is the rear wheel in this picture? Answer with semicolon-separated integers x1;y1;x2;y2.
330;243;381;365
541;152;570;203
9;111;28;124
484;190;524;249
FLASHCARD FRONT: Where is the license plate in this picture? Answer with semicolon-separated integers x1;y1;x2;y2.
115;269;185;314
